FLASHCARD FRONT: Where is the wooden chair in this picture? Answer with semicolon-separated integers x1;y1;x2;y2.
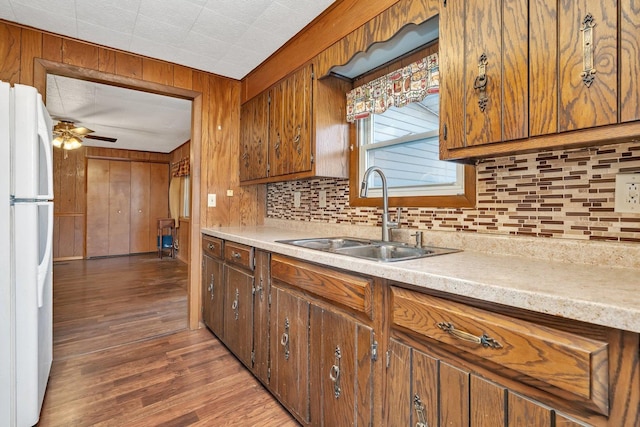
157;218;176;258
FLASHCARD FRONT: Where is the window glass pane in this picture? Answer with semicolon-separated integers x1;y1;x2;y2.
371;97;439;144
365;137;457;189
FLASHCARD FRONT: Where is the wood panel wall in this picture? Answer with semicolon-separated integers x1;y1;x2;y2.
0;19;262;329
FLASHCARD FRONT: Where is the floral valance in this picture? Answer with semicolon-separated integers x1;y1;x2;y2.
171;157;190;177
346;53;439;123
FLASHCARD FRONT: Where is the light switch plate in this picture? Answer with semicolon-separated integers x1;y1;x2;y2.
614;174;640;213
207;193;216;207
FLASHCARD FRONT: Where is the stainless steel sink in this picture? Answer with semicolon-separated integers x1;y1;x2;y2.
280;237;372;250
277;237;458;262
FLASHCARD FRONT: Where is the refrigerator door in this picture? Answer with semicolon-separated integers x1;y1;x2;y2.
0;81;14;426
13;201;53;427
11;84;54;200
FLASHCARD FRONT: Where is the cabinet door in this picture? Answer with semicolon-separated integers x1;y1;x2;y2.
269;64;312;178
240;91;269;182
286;64;312;175
129;162;150;253
252;250;270;383
203;255;224;338
107;160;130;256
148;162;169;250
223;265;254;367
86;159;110;257
310;306;373;427
270;284;310;423
558;0;617;131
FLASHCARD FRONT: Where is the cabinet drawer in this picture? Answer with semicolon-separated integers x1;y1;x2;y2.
391;286;609;415
202;235;223;259
224;242;254;271
272;255;373;319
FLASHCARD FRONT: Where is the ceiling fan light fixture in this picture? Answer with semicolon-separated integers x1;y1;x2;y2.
52;136;63;148
62;136;83;150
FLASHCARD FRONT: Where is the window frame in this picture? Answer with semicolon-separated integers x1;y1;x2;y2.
348;43;476;210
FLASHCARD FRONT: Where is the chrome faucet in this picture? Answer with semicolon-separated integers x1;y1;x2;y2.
360;166;399;241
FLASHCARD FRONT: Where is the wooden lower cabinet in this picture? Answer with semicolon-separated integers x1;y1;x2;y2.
309;305;374;426
200;236;640;427
223;264;254;368
384;338;590;426
201;239;224;338
270;283;310;423
252;250;270;384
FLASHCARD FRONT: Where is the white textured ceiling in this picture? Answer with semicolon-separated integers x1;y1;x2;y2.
0;0;336;79
46;74;193;153
0;0;336;153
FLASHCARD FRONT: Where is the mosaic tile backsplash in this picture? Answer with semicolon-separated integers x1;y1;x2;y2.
267;141;640;243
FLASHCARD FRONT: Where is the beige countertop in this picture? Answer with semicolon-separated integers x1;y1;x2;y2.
202;220;640;334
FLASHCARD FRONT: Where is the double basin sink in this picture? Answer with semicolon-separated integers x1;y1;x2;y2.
277;237;458;262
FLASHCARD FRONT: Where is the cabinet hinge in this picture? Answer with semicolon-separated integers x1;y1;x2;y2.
267;367;271;380
386;350;391;368
310;154;314;164
371;341;378;361
443;0;447;6
268;292;272;306
251;350;255;366
443;123;448;140
267;163;270;174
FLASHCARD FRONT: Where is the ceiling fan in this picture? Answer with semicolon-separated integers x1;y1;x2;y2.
52;120;117;150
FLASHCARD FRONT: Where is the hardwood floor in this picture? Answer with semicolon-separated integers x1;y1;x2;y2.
39;254;298;426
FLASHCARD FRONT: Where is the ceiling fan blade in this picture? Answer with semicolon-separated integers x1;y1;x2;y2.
85;134;117;143
70;126;94;135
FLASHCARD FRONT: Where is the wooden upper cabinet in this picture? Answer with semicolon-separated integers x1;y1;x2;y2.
557;1;617;131
269;63;312;178
240;62;350;184
440;0;640;161
240;90;269;182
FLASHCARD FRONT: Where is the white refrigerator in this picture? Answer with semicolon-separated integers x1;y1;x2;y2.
0;81;54;427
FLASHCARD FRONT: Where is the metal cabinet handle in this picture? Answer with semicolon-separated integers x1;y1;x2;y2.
414;394;429;427
231;251;242;259
293;125;302;154
231;289;239;320
473;53;489;111
281;318;290;360
580;13;596;87
207;243;215;250
437;322;502;349
329;346;342;398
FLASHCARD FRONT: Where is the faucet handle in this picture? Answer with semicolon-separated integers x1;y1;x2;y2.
387;208;401;229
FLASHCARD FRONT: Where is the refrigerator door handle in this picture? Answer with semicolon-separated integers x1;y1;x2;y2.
37;101;54;200
36;202;53;308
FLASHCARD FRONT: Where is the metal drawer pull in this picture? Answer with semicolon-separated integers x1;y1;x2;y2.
414;394;429;427
437;322;502;349
281;318;290;360
329;346;342;398
207;243;215;250
231;251;242;259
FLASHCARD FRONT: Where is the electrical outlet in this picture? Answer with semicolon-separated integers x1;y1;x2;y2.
294;191;301;208
207;194;216;207
614;174;640;213
226;189;233;197
319;190;327;208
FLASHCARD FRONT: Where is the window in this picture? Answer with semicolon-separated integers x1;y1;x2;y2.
358;96;466;198
348;47;475;209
